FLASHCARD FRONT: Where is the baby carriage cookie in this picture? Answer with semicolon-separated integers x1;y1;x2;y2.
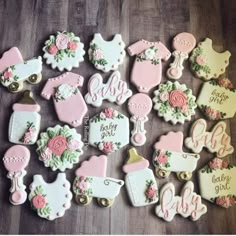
153;132;200;181
73;155;124;207
123;148;158;207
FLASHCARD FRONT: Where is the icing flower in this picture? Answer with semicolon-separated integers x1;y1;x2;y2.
159;92;169;102
92;49;103;60
67;139;80;151
3;69;13;79
79;180;90;193
222;161;228;168
218;78;234;89
196;55;207;66
209;158;223;169
100;112;106;119
156;153;168;165
40;147;52;162
169;89;187;108
102;142;114;153
144;47;156;60
48;44;58;55
68;41;78;51
98;142;104;151
145;186;157;200
32;195;46;209
181;104;189;113
216;196;233;208
23;131;34;144
56;33;70;50
47;135;67;156
104;108;114;118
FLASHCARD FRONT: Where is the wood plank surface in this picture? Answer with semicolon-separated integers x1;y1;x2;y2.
0;0;235;234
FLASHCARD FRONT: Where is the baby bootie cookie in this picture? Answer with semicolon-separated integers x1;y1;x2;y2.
43;31;85;71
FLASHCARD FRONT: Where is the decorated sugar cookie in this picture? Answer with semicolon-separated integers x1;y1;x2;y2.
88;33;126;72
197;77;236;120
155;181;207;222
128;93;152;146
153;132;200;181
85;71;132;107
185;119;234;158
36;125;83;171
127;39;171;93
9;90;41;145
43;31;85;71
73;155;124;207
3;145;30;205
41;72;87;127
153;81;197;124
190;38;231;80
123;148;158;207
89;108;129;154
167;32;196;79
0;47;42;92
29;173;72;220
199;158;236;208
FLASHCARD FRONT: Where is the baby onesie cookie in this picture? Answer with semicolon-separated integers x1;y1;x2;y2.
29;173;72;220
155;181;207;222
89;108;129;154
153;132;200;181
73;155;124;207
123;148;158;207
167;32;196;79
199;158;236;208
185;119;234;158
85;71;132;107
197;77;236;120
0;47;42;92
88;33;126;72
153;81;197;124
41;72;87;127
3;145;30;205
128;93;152;146
9;90;41;145
190;38;231;80
127;39;171;93
43;31;85;71
36;125;83;171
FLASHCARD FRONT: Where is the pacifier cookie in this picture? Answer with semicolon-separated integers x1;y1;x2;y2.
43;31;85;71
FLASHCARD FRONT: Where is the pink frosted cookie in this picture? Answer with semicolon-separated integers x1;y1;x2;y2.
127;39;171;93
73;155;124;207
3;145;30;205
41;72;87;127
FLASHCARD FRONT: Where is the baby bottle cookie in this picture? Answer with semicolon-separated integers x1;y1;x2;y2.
3;145;30;205
29;173;72;220
9;90;41;145
73;155;124;207
123;148;158;207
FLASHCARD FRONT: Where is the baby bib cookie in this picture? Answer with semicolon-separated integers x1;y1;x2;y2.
127;39;171;93
190;38;231;80
3;145;30;205
199;158;236;208
43;31;85;71
89;108;129;154
73;155;124;207
29;173;72;220
185;119;234;158
85;71;132;107
88;33;126;72
41;72;87;127
36;125;83;171
155;181;207;222
9;90;41;145
153;81;197;124
0;47;42;92
153;132;200;181
123;148;158;207
197;77;236;120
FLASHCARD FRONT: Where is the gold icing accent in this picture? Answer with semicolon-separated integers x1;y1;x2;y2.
127;148;145;164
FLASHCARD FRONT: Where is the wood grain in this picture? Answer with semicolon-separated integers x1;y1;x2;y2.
0;0;235;234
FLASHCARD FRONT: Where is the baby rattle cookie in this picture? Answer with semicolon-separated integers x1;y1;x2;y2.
153;81;197;124
3;145;30;205
0;47;42;92
190;38;231;80
73;155;124;207
36;125;83;171
85;71;132;107
88;33;126;72
197;77;236;120
185;119;234;158
43;31;85;71
167;32;196;79
29;173;72;220
155;181;207;222
128;93;152;146
123;148;158;207
9;90;41;145
153;131;200;181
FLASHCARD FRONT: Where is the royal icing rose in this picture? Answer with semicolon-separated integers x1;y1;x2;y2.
222;161;228;168
169;89;187;108
209;158;223;169
3;69;13;79
145;186;157;200
159;92;169;102
104;108;114;118
181;104;189;113
56;33;70;50
196;55;207;66
156;153;168;165
144;47;156;60
103;142;114;153
98;142;104;151
92;49;103;60
67;139;80;151
100;112;106;119
32;195;46;209
48;44;58;55
47;135;67;156
68;41;78;51
218;78;233;89
79;180;90;193
216;196;231;208
40;147;52;162
23;131;34;144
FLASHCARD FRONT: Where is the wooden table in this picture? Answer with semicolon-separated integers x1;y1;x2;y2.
0;0;235;234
